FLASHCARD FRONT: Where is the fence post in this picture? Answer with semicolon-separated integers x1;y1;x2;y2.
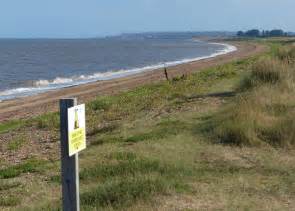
60;98;80;211
164;64;169;81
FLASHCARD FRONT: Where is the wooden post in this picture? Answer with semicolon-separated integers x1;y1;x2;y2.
60;98;80;211
164;66;169;81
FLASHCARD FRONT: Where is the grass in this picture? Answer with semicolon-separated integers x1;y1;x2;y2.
276;45;295;63
34;113;60;130
0;181;22;207
123;120;192;143
1;39;295;210
79;150;192;209
0;159;47;179
203;44;295;147
80;152;191;181
0;195;21;207
73;152;191;209
80;177;169;209
0;181;21;191
239;58;282;90
7;136;27;151
0;120;24;134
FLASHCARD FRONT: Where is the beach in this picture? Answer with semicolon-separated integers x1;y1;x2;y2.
1;1;294;209
0;40;266;122
2;37;295;211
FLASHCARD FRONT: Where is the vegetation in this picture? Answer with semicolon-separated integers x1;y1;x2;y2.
0;38;295;210
0;120;24;134
7;136;27;151
0;158;47;179
203;45;295;147
237;29;291;38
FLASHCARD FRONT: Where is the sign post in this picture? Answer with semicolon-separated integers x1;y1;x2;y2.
60;98;86;211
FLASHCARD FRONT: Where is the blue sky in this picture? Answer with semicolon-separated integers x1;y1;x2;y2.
0;0;294;38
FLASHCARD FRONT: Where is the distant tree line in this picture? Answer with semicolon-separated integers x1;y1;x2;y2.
237;29;290;37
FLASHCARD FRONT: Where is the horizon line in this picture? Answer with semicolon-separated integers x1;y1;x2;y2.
0;29;294;40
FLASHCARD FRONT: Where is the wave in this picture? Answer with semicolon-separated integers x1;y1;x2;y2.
0;42;237;102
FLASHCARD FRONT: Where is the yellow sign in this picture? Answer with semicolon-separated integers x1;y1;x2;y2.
68;104;86;156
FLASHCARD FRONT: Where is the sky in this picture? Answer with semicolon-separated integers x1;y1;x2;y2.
0;0;294;38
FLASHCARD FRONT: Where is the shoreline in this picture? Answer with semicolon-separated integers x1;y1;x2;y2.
0;41;236;102
0;40;266;122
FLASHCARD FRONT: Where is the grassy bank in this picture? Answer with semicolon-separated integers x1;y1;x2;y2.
0;39;295;210
204;44;295;147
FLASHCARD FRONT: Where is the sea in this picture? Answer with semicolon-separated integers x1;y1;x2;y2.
0;32;236;101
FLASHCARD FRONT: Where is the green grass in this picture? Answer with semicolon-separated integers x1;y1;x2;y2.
80;152;191;181
0;120;24;134
0;111;59;133
81;177;169;209
124;120;192;143
34;112;60;130
0;159;47;179
80;152;191;208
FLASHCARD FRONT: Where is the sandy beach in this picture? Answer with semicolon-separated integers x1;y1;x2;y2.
0;40;266;122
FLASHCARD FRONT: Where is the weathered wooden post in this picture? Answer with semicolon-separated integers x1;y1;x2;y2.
164;65;169;81
60;98;86;211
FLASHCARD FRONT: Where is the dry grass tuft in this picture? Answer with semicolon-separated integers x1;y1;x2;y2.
208;46;295;147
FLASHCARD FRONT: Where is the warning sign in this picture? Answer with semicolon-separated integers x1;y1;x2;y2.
68;104;86;156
